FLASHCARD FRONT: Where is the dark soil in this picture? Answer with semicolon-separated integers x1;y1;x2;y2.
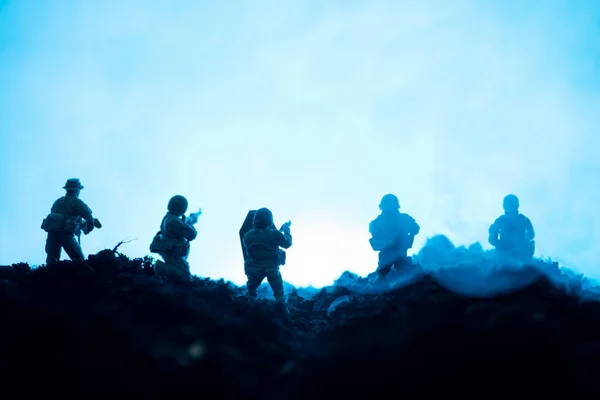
1;249;599;398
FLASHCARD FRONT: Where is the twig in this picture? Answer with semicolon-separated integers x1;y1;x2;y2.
113;237;138;253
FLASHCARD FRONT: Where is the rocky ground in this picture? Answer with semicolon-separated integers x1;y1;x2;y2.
2;247;600;398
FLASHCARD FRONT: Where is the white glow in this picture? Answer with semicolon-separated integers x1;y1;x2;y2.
281;211;377;287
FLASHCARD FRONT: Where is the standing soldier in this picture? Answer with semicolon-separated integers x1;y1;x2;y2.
41;178;101;264
369;194;420;280
150;195;200;280
242;208;292;303
488;194;535;264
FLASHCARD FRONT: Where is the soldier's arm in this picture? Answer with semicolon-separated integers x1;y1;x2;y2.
174;219;198;241
488;219;501;246
368;219;378;236
524;217;535;240
408;216;420;235
165;218;197;241
276;230;292;249
75;199;95;232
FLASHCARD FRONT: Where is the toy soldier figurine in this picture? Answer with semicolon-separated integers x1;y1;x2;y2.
369;194;420;280
488;194;535;264
242;208;292;302
150;195;200;280
41;178;101;264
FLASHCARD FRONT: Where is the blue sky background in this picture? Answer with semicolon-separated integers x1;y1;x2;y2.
1;0;599;287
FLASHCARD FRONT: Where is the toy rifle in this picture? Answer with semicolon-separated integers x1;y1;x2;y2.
280;220;292;233
76;218;102;245
185;208;202;226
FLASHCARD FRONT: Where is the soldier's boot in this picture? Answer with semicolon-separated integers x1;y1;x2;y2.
272;294;288;320
45;253;60;266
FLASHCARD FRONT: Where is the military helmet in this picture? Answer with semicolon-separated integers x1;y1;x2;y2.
168;195;188;216
253;207;274;228
503;194;519;211
63;178;84;191
379;193;400;211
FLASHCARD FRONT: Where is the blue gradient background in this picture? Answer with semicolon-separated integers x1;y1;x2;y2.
1;0;598;287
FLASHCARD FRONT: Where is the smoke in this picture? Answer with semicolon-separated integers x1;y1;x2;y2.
0;0;599;286
321;234;599;302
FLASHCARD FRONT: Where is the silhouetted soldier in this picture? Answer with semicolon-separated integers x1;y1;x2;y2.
242;207;292;303
488;194;535;264
369;194;420;280
150;195;200;280
41;178;101;264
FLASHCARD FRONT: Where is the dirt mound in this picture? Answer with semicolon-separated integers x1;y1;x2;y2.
1;250;600;397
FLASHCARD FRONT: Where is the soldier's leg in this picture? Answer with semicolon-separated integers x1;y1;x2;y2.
266;270;285;302
159;254;191;280
154;256;170;277
62;234;85;262
377;250;395;279
171;257;192;280
266;270;288;318
392;255;412;274
377;264;392;280
246;273;265;298
517;241;535;264
505;245;531;266
494;246;511;265
45;233;62;265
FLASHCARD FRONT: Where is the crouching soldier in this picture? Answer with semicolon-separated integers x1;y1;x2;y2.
41;178;101;265
488;194;535;265
242;208;292;302
150;195;200;280
369;193;420;280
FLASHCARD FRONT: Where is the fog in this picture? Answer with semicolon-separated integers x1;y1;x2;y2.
0;0;598;287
